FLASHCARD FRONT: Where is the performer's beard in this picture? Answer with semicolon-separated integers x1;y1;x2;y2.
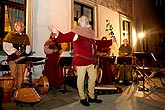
84;23;90;28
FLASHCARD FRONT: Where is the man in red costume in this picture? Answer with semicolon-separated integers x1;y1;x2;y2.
48;16;105;106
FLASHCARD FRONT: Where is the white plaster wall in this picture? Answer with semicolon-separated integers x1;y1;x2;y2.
32;0;71;78
32;0;71;57
97;5;120;46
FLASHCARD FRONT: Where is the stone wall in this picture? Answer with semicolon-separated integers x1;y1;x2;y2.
89;0;133;18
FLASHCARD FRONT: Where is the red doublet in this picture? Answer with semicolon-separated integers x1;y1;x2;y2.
56;32;97;66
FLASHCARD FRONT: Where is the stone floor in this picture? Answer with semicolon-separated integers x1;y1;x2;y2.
2;76;165;110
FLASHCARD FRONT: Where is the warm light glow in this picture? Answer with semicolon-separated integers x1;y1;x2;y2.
5;6;12;31
138;32;145;39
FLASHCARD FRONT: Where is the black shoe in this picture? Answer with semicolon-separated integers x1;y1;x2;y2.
88;96;103;103
80;99;90;106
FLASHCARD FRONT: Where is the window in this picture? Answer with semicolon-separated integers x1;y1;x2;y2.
0;0;26;51
66;1;95;51
120;14;132;45
0;0;26;38
74;1;94;29
122;20;130;41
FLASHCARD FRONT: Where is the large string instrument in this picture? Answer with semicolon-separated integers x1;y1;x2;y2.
13;56;49;103
34;76;49;95
13;88;41;104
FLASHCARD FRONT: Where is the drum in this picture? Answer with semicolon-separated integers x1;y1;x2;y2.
0;76;14;103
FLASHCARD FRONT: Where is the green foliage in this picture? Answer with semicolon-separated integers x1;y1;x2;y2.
105;20;115;37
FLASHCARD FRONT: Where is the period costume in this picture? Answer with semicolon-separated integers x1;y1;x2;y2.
3;31;31;88
43;38;64;88
119;44;132;57
56;26;97;100
118;43;133;83
48;16;102;106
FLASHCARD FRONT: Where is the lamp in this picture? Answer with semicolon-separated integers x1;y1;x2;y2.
138;32;145;51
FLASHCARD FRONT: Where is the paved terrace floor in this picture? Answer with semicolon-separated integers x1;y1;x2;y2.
2;76;165;110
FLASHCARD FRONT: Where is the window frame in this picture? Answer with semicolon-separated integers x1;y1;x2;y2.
73;1;94;30
119;14;133;46
0;0;26;38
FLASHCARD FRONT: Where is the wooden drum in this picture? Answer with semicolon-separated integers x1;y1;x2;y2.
0;76;14;103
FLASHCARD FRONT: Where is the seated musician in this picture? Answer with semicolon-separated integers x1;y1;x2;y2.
3;21;31;89
118;38;133;85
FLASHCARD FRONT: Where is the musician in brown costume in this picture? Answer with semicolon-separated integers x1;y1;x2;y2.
3;21;31;89
48;16;106;106
43;32;64;89
118;38;133;85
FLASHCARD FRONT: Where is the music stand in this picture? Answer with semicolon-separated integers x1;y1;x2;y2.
107;56;116;64
117;56;132;85
57;57;73;94
134;52;156;92
117;56;132;65
99;56;116;66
